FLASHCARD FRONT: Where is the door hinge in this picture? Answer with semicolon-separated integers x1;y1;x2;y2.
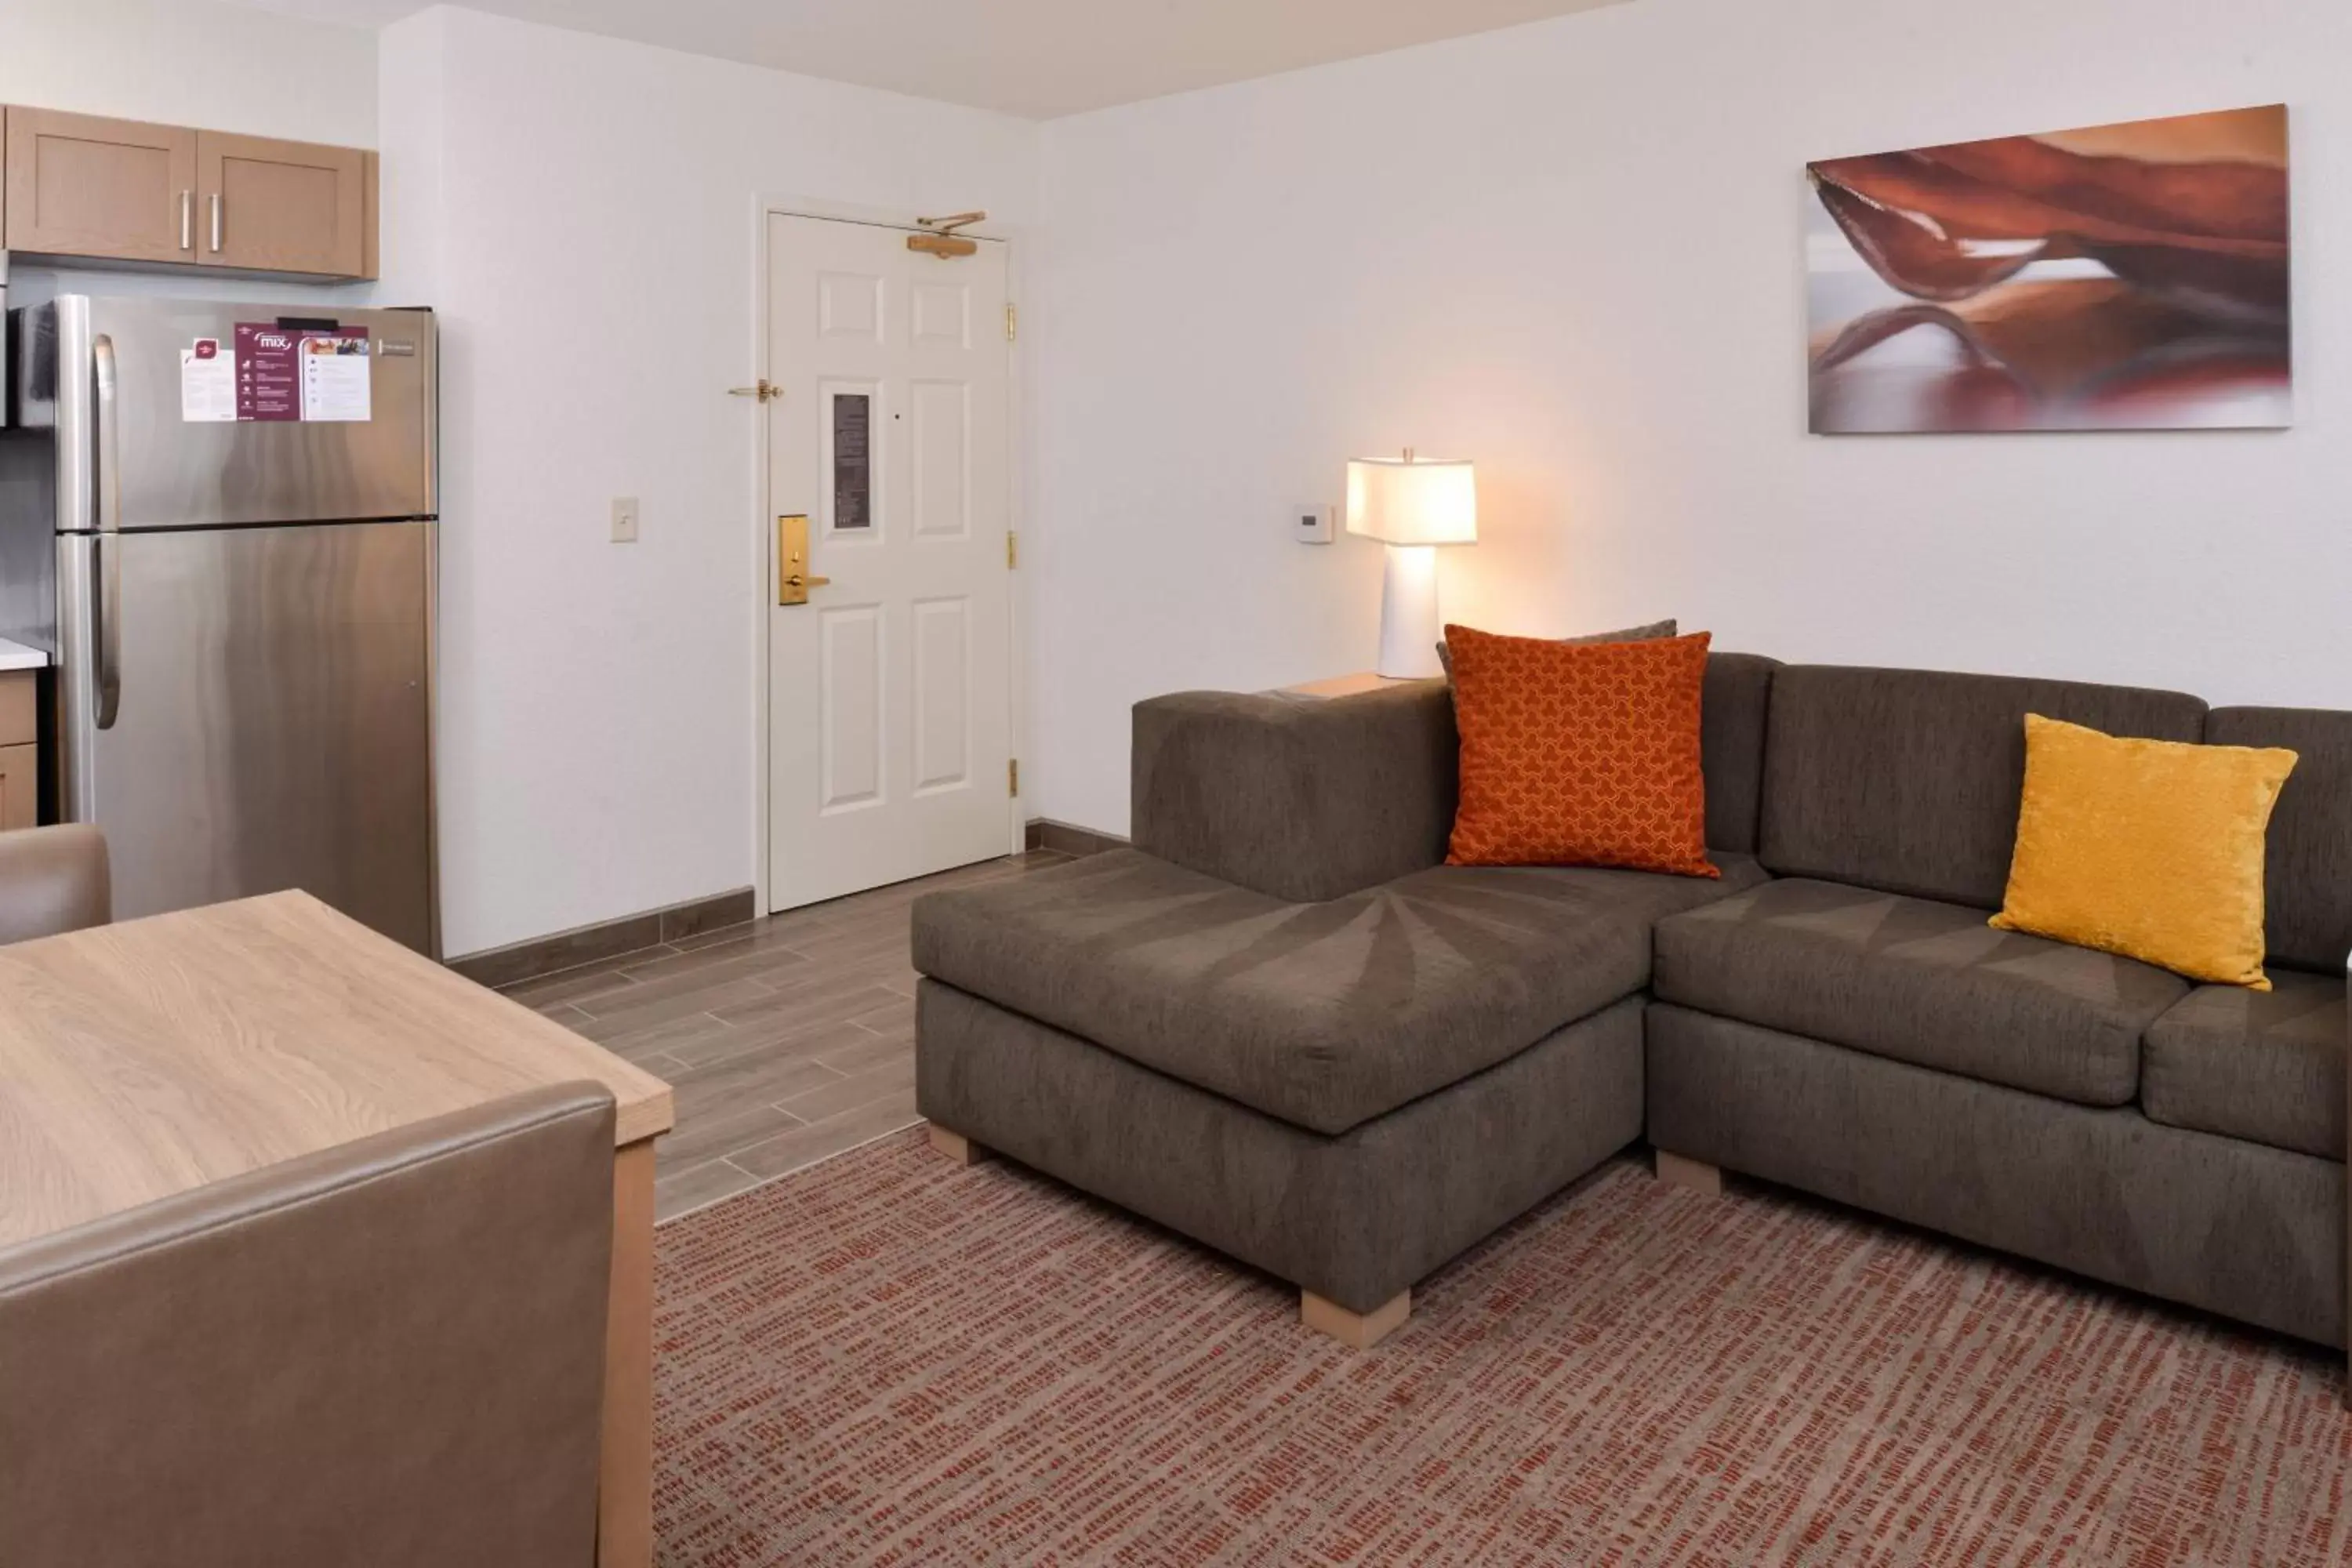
1008;759;1020;797
728;379;782;403
1007;531;1018;569
1005;303;1018;342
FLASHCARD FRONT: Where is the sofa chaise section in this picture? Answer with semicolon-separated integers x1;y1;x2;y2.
915;846;1761;1135
917;980;1646;1330
913;659;1779;1345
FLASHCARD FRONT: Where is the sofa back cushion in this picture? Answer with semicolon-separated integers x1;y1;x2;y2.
1759;666;2207;909
2205;706;2352;974
1701;653;1778;856
1132;682;1457;902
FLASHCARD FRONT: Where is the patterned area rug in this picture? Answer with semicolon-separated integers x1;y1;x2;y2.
651;1129;2350;1566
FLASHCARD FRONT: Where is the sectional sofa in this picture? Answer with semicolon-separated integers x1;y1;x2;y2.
910;658;2347;1359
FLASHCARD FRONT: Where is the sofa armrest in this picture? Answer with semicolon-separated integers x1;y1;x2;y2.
0;825;109;946
1131;681;1457;902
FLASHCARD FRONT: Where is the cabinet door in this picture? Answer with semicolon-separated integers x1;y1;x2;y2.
198;131;365;276
4;107;197;263
0;744;35;830
0;672;33;747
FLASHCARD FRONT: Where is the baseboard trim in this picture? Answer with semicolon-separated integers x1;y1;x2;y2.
448;887;757;991
1024;818;1129;858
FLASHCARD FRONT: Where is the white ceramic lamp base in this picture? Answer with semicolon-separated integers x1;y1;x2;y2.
1375;543;1443;680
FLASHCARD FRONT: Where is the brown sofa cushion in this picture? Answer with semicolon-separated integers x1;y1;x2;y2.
913;847;1765;1135
1131;682;1457;904
1758;666;2206;909
1653;877;2188;1107
1700;653;1778;856
2143;971;2345;1160
2205;706;2352;975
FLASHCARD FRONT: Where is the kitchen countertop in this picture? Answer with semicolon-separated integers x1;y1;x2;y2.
0;639;46;672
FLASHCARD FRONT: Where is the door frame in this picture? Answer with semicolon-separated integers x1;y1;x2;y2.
748;195;1027;917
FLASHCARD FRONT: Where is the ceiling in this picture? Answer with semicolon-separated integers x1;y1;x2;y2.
234;0;1630;119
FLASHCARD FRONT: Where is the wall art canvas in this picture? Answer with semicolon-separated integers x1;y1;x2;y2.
1806;106;2290;434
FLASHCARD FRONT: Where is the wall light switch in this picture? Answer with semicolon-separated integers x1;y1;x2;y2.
611;496;640;543
1294;503;1334;544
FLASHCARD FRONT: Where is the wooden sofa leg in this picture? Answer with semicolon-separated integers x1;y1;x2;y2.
927;1123;991;1167
1301;1288;1410;1350
1656;1150;1722;1197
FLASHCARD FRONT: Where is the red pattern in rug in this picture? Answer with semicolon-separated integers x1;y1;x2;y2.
651;1130;2351;1566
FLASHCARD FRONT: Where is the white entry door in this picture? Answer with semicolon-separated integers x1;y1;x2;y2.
765;212;1014;911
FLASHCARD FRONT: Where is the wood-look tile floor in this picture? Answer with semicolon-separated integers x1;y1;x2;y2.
510;851;1069;1222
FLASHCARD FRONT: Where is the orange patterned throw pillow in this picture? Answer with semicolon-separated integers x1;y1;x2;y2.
1444;624;1716;877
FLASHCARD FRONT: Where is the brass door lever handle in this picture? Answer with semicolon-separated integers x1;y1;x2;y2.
776;514;830;605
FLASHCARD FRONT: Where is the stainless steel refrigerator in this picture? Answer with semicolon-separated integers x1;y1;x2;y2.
1;294;437;953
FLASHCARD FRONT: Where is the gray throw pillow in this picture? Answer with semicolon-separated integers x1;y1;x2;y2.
1436;618;1679;680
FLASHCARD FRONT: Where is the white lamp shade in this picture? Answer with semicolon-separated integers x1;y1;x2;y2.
1345;457;1478;546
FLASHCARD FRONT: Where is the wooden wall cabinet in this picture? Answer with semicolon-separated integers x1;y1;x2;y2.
2;107;376;280
3;107;198;265
198;130;367;277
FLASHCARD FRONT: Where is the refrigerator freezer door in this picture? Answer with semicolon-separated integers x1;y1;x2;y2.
57;521;436;952
44;296;435;530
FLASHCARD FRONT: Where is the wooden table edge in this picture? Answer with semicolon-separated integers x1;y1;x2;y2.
600;1136;661;1566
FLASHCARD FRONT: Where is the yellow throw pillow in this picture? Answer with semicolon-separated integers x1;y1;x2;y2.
1991;714;2296;989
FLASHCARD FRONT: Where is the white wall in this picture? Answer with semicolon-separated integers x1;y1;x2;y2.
379;7;1038;956
1026;0;2352;836
0;0;376;146
46;0;2341;943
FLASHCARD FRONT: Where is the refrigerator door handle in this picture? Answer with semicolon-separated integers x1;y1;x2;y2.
95;536;121;731
93;334;122;730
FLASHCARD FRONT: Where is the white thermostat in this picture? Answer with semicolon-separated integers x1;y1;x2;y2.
1294;503;1335;544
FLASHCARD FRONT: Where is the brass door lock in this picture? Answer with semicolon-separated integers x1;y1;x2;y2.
776;514;830;605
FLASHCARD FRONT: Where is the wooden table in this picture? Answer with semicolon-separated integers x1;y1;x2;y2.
0;890;673;1566
1278;671;1417;700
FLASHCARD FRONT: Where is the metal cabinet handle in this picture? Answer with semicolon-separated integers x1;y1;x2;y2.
209;192;223;254
180;191;193;252
92;336;122;730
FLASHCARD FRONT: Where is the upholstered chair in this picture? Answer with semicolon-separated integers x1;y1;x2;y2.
0;1082;618;1568
0;824;110;943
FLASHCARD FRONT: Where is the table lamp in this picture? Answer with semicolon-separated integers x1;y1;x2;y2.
1345;449;1478;679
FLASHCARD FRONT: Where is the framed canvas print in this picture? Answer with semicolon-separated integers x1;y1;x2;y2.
1806;105;2290;434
